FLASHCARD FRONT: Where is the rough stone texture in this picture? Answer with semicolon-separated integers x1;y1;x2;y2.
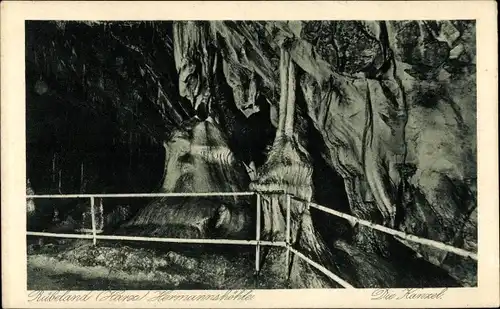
392;20;477;285
27;20;476;287
210;20;476;286
174;21;217;117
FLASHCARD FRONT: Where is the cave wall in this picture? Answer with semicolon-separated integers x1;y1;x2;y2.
204;20;476;285
26;20;477;287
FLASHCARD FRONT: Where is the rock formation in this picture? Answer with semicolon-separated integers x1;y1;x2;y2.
118;117;253;240
26;20;477;288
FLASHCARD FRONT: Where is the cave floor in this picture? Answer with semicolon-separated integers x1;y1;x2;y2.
27;239;289;290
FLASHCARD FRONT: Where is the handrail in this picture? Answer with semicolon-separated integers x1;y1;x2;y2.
26;190;476;289
289;195;478;261
26;231;287;247
27;192;254;198
289;247;354;288
26;190;285;199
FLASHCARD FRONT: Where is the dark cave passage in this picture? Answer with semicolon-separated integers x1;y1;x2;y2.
26;83;168;232
210;51;277;169
310;152;353;243
292;69;354;245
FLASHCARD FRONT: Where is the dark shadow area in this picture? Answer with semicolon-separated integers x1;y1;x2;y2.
293;70;353;244
211;51;276;168
26;21;174;232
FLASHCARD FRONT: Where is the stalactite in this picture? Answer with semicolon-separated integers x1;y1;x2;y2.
173;21;217;116
284;54;296;138
276;47;290;139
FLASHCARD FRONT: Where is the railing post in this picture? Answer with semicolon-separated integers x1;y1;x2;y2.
285;193;291;277
90;196;97;246
255;193;261;273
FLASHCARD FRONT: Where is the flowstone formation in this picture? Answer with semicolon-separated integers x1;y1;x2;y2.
205;21;476;287
118;118;253;240
27;20;476;288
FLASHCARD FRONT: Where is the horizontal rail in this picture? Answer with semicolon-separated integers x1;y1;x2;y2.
26;192;257;198
289;247;354;288
27;232;94;240
290;196;478;261
259;240;287;247
26;231;287;247
75;228;103;234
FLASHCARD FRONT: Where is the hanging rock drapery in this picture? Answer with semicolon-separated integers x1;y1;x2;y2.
173;21;217;118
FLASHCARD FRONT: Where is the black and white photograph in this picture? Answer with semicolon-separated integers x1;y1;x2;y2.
1;1;498;308
24;18;479;290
